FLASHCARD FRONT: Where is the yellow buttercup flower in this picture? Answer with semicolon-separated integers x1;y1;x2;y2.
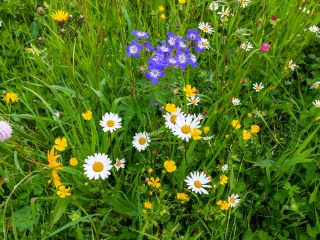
219;200;230;211
57;185;71;198
165;103;177;113
54;137;67;151
147;168;153;174
51;10;69;25
203;126;210;134
159;6;165;11
231;120;241;129
144;201;152;209
82;110;92;120
183;84;197;97
190;128;202;140
178;0;186;4
164;160;177;173
148;177;161;189
242;130;252;140
219;175;228;185
69;157;78;166
3;92;19;103
250;124;260;134
176;193;188;201
160;14;166;20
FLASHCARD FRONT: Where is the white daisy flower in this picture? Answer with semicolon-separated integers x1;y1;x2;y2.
287;60;297;71
198;22;214;34
310;81;320;90
313;100;320;108
240;41;253;51
228;193;240;207
309;25;319;33
209;1;219;11
221;164;228;172
238;0;251;8
198;38;210;49
185;171;211;194
231;97;241;106
202;135;214;140
253;82;264;92
172;114;201;142
164;107;185;130
132;132;150;151
100;112;122;133
191;113;203;123
114;158;125;171
217;7;231;20
83;153;113;180
187;95;200;106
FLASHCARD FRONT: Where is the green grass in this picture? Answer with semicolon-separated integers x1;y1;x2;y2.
1;0;320;239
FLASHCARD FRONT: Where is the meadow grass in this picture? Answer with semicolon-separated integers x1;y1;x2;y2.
1;0;320;239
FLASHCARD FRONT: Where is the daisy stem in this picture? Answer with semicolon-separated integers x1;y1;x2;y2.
184;140;187;165
109;133;115;161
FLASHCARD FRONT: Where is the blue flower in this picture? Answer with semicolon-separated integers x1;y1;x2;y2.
186;29;201;43
126;40;144;58
131;30;149;39
145;67;165;84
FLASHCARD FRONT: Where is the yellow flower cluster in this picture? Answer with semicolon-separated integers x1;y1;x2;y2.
217;200;230;211
3;92;19;103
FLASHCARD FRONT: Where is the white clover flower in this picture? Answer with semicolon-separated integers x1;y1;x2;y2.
0;121;13;141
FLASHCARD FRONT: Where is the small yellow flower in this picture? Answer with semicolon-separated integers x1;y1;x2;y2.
183;84;197;97
148;177;161;189
176;193;188;201
219;175;228;185
250;125;260;134
247;113;253;118
216;200;223;206
220;200;230;211
165;103;177;113
147;168;153;174
231;120;241;129
144;201;152;209
54;137;67;151
57;185;71;198
160;14;166;20
3;92;19;103
82;110;92;120
242;130;252;140
178;0;186;4
69;157;78;166
159;6;165;11
50;170;62;188
26;44;40;56
164;160;177;173
203;126;210;134
51;10;69;25
190;128;202;140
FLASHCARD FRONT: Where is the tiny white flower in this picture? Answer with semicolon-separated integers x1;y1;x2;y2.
287;60;297;71
221;164;228;173
53;111;61;120
217;7;231;20
238;0;251;8
185;171;211;194
209;1;219;11
187;95;200;106
202;135;214;140
253;82;264;92
132;132;150;151
228;193;240;207
198;22;214;34
309;25;319;33
114;158;125;171
310;81;320;90
231;97;241;106
240;41;253;51
198;38;210;49
313;100;320;108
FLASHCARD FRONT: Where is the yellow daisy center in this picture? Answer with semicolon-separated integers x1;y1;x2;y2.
194;180;202;189
107;120;115;127
255;86;261;91
92;162;104;172
170;115;177;124
115;161;122;167
202;41;208;46
181;125;191;134
203;26;209;31
138;137;147;145
230;197;235;203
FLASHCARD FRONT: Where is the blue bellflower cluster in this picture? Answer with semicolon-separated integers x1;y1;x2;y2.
126;29;206;84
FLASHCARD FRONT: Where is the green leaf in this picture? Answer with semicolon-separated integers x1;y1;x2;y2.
12;206;34;232
51;198;69;225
